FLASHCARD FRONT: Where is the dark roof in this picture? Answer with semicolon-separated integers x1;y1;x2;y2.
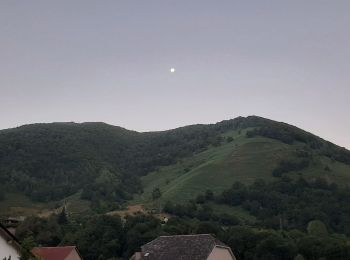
0;223;17;239
140;234;232;260
0;223;22;251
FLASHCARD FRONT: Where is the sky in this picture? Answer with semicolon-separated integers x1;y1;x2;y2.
0;1;349;149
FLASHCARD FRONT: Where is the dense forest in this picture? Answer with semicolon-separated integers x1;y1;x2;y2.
0;121;224;206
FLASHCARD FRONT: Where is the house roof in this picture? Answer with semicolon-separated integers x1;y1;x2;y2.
32;246;81;260
0;223;19;242
0;223;22;252
140;234;232;260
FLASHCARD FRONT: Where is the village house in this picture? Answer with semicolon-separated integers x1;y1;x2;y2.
32;246;83;260
1;216;25;228
0;223;22;260
130;234;236;260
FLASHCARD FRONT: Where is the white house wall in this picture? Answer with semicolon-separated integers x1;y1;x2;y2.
0;234;21;260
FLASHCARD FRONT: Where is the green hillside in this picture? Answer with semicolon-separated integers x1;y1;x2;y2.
1;116;350;215
136;129;350;204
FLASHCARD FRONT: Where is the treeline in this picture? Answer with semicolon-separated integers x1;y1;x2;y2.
246;125;320;146
188;177;350;236
272;158;310;177
16;211;350;260
246;123;350;165
163;199;239;226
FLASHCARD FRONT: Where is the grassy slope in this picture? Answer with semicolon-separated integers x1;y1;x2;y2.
134;130;350;205
0;191;91;218
0;193;47;216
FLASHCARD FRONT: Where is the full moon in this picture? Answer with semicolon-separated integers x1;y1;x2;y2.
170;68;176;73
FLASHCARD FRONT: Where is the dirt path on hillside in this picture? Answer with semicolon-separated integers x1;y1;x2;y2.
107;205;146;217
38;206;64;218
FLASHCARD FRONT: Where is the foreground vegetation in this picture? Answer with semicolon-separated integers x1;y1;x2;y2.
17;176;350;260
16;208;350;260
164;176;350;233
15;175;350;259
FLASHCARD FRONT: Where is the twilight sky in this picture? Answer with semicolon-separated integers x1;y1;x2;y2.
0;1;349;148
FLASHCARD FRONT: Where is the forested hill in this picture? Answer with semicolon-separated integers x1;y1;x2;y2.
0;116;350;210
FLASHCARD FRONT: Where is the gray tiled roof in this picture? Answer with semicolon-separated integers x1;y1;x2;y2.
140;234;229;260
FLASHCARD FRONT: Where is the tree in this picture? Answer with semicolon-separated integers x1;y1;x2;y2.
196;221;221;235
16;216;63;247
20;236;37;260
204;190;214;201
57;206;68;224
124;215;161;257
307;220;328;237
226;136;234;143
294;254;306;260
65;215;124;260
152;188;161;201
297;236;324;260
256;233;297;260
0;188;5;201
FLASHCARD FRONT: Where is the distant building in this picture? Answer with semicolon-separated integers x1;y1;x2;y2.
32;246;83;260
1;216;26;227
130;234;236;260
0;223;22;260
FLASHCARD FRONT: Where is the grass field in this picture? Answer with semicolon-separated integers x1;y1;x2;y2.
0;193;49;217
133;132;291;204
133;132;350;205
0;191;91;218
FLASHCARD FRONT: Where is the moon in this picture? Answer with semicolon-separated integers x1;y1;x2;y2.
170;68;176;73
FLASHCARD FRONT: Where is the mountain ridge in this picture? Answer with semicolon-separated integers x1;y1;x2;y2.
1;116;350;214
2;116;348;150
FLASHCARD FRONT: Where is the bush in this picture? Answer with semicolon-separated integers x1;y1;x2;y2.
307;220;328;237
